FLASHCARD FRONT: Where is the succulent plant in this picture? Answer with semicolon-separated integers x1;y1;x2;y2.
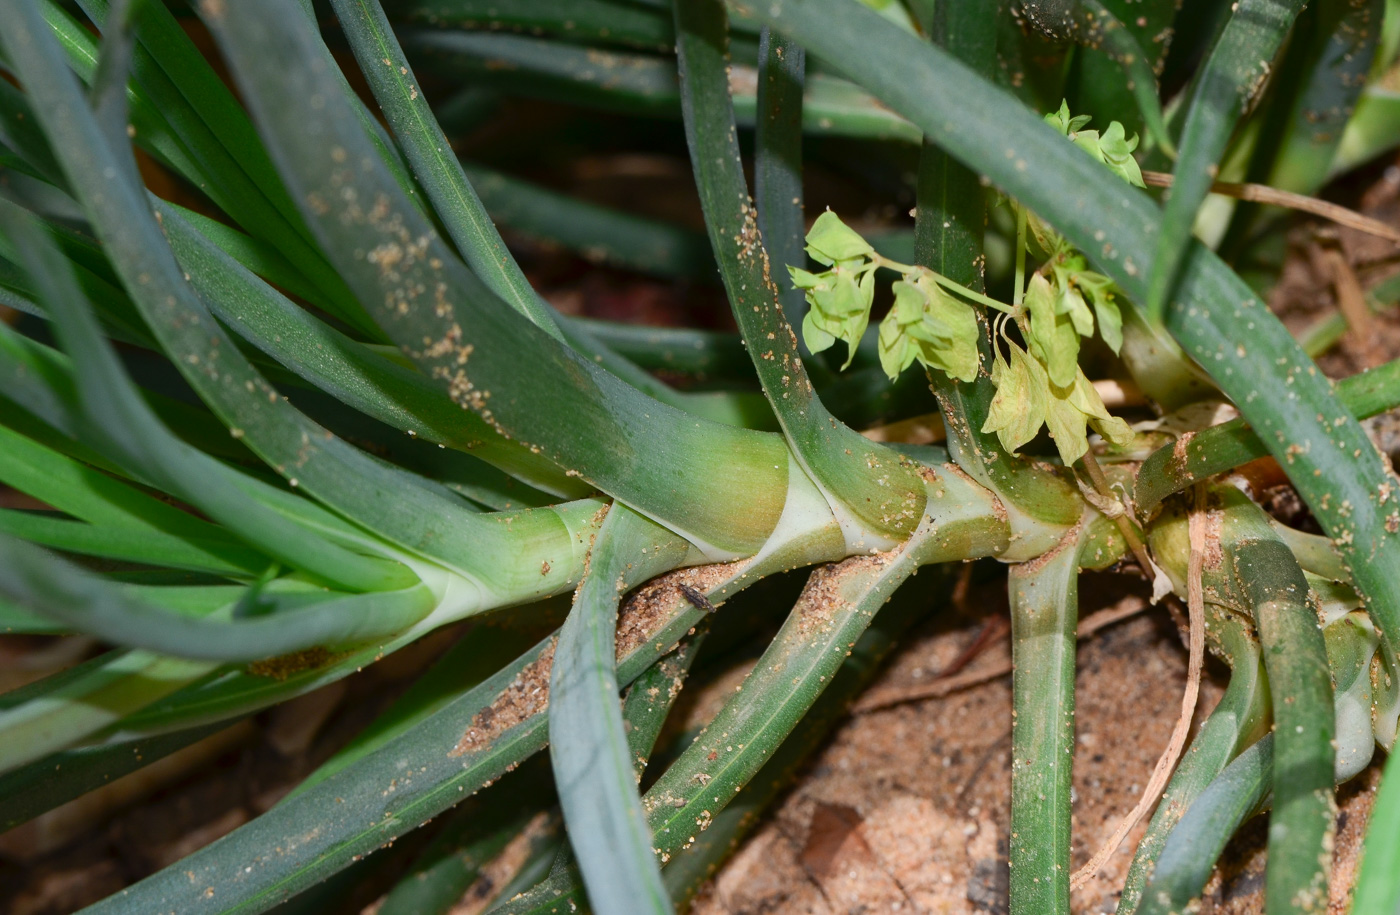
3;0;1400;913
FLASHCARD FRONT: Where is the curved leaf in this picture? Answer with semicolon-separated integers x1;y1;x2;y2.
674;0;926;545
1147;0;1305;320
1137;736;1274;915
548;506;693;914
204;0;792;556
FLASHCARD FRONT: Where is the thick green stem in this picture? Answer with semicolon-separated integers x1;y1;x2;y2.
1008;525;1083;915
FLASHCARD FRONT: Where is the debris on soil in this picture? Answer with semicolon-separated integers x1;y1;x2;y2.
452;640;556;758
693;575;1380;914
616;561;748;660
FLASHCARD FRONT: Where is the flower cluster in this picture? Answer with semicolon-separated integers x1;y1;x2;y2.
789;102;1144;466
789;211;979;380
982;103;1144;465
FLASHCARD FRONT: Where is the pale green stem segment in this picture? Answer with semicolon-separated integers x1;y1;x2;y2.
548;505;698;915
494;468;1010;913
1007;524;1083;915
673;0;927;548
0;649;216;775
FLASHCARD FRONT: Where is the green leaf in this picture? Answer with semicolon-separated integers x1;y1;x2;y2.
383;0;685;49
400;30;923;144
0;510;258;577
1224;497;1336;911
548;506;693;914
0;535;437;661
1024;273;1080;388
328;0;563;341
982;341;1047;455
1057;283;1095;337
1266;0;1385;196
13;0;672;594
288;623;553;798
910;0;1083;528
152;197;587;500
802;308;837;354
754;27;810;347
1045;99;1092;137
1354;743;1400;912
1068;0;1176;144
1096;120;1144;187
377;761;555;915
0;422;269;575
803;210;875;265
1137;736;1274;915
1069;371;1134;449
1116;616;1268;914
462;162;717;282
1043;387;1090;466
0;720;237;832
1145;0;1305;320
1081;275;1123;353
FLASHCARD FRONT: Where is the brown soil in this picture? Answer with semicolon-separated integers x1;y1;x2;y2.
691;576;1382;915
452;640;557;758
